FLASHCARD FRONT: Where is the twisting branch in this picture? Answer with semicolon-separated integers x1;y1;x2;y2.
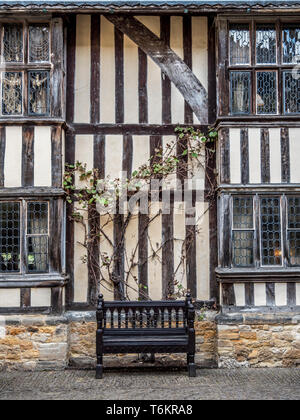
64;126;218;301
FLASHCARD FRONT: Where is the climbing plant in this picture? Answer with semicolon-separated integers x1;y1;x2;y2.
63;127;218;303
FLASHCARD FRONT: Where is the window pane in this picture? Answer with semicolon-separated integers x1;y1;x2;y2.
29;24;50;62
28;71;49;115
288;231;300;266
27;236;48;273
283;71;300;114
256;25;276;64
0;202;20;272
233;197;253;229
256;71;277;114
230;71;251;114
282;26;300;64
3;23;23;63
232;231;254;267
229;24;250;65
27;202;48;234
260;197;282;266
2;72;23;115
288;197;300;229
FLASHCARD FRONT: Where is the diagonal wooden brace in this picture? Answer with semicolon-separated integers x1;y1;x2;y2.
105;14;208;124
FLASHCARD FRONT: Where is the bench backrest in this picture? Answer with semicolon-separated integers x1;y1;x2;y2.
96;294;195;330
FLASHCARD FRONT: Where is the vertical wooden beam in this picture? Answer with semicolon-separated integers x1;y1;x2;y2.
222;283;235;306
65;14;76;308
88;203;100;306
219;128;230;184
51;17;64;118
49;198;63;274
281;127;290;183
186;192;197;298
183;15;193;125
245;283;254;306
160;16;171;125
115;27;124;124
162;198;174;299
94;134;105;178
240;128;249;185
138;211;149;300
222;194;231;268
90;14;101;124
20;288;31;308
266;282;275;306
22;126;34;187
208;16;217;125
0;126;5;187
207;16;218;301
51;125;62;188
287;282;296;306
51;287;63;314
123;134;133;179
217;18;229;117
138;48;148;124
261;128;270;184
66;15;76;123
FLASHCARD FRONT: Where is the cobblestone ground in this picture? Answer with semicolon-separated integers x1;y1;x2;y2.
0;368;299;400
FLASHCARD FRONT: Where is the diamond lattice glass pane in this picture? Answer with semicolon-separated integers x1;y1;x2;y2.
0;202;20;272
29;24;50;62
3;24;23;62
232;231;254;267
28;71;49;115
256;25;276;64
27;236;48;273
288;196;300;229
2;72;23;115
288;231;300;266
260;197;282;266
233;197;253;229
283;71;300;114
229;24;250;65
282;26;300;64
230;71;251;114
256;71;277;114
27;202;48;234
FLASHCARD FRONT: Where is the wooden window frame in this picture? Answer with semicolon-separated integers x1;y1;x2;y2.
218;16;300;117
226;193;300;270
0;17;64;120
0;195;65;281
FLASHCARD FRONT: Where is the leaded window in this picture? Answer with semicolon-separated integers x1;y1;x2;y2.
0;21;51;117
232;197;254;267
0;200;49;274
231;195;300;269
228;22;300;115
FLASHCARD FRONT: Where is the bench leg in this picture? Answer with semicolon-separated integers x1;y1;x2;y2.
187;354;196;378
96;356;103;379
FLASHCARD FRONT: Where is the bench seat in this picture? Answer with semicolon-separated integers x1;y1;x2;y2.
96;294;196;377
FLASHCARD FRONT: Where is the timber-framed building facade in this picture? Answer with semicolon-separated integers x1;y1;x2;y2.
0;0;299;370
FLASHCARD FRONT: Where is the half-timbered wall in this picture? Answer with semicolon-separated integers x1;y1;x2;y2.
218;125;300;309
65;14;212;309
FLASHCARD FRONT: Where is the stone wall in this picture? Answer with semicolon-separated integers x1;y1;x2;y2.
0;311;299;371
217;313;300;368
0;315;68;371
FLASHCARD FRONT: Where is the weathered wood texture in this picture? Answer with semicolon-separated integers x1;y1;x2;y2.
105;14;208;124
51;17;64;119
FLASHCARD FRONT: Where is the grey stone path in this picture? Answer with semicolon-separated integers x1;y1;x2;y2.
0;368;299;400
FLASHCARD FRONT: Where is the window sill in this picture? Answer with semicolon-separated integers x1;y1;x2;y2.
216;267;300;283
0;273;69;288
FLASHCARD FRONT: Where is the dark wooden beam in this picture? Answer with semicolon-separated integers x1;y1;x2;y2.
51;17;64;119
105;14;208;124
0;126;5;187
22;126;34;187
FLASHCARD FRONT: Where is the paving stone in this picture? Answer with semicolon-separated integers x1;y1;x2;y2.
0;368;299;400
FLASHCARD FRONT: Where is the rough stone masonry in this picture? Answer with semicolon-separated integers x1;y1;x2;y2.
0;311;299;371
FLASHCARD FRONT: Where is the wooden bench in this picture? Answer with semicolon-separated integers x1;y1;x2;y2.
95;293;196;378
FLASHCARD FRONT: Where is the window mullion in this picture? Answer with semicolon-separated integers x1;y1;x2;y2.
254;194;261;268
281;195;288;267
21;199;27;274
